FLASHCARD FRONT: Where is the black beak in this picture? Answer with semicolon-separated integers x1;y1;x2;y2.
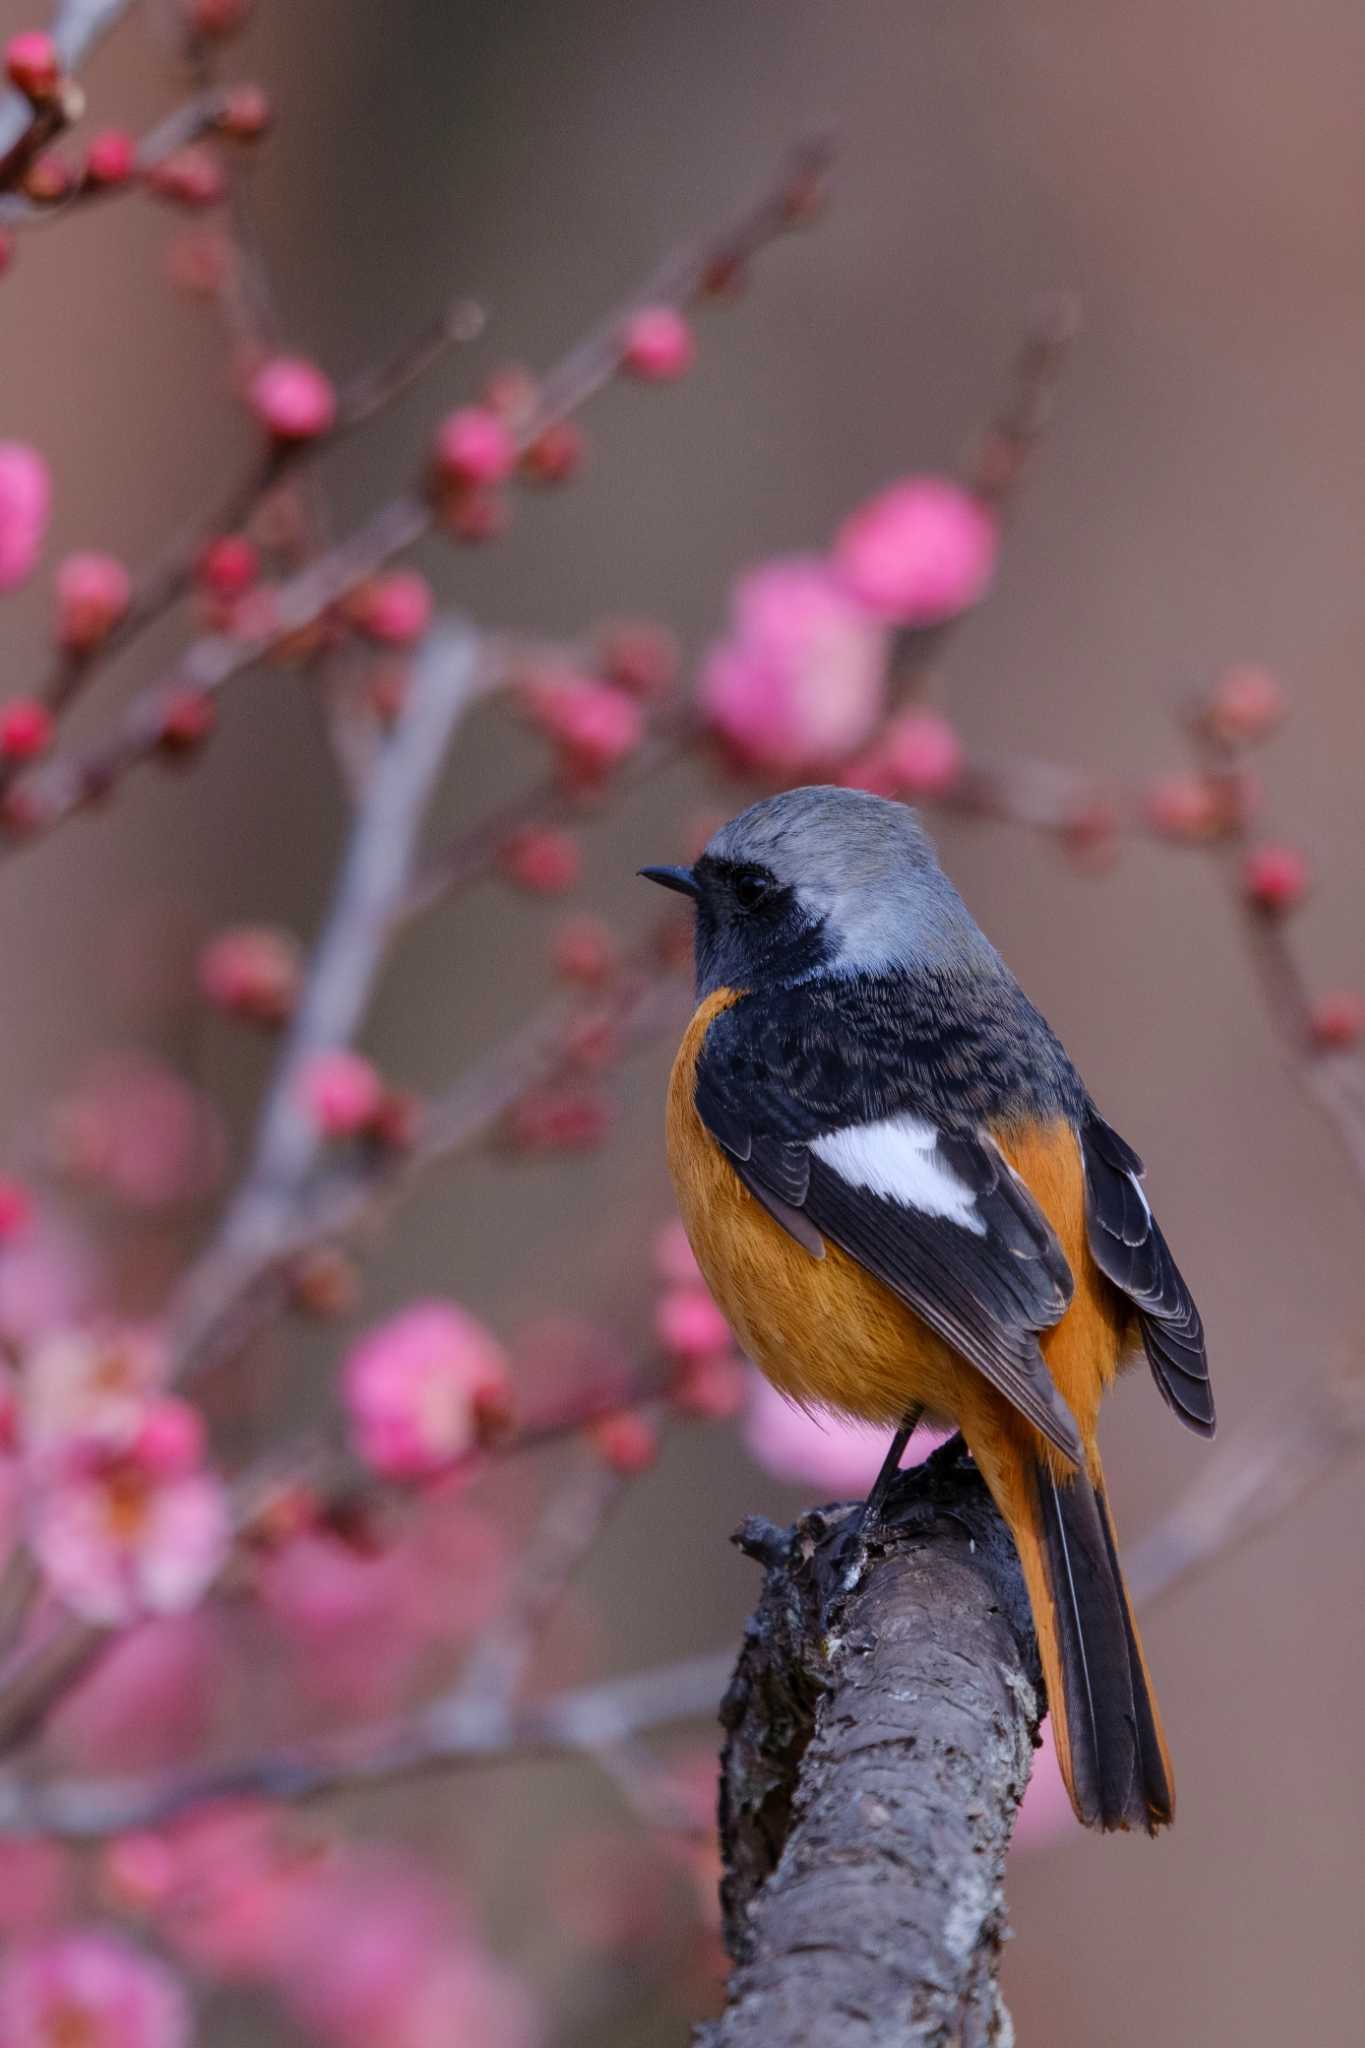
638;864;699;900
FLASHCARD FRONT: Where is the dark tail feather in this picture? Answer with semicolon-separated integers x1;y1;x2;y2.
1035;1461;1174;1833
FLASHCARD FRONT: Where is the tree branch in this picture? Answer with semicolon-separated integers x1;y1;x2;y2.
702;1444;1041;2048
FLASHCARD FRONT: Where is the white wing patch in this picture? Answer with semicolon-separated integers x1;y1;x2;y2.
810;1116;986;1234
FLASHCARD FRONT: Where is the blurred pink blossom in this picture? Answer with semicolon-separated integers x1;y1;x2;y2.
0;1840;71;1936
1012;1718;1073;1852
834;476;997;627
0;442;51;590
50;1614;224;1771
342;1299;510;1480
21;1325;166;1456
49;1053;228;1210
0;1927;190;2048
652;1219;702;1288
29;1451;231;1626
741;1368;946;1495
0;1206;103;1351
699;557;887;774
655;1285;731;1364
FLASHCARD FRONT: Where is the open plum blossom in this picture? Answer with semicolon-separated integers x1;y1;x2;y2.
28;1427;231;1629
699;557;887;774
833;475;998;627
0;1927;190;2048
342;1299;511;1479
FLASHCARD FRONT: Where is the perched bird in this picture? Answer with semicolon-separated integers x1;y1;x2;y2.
642;786;1212;1833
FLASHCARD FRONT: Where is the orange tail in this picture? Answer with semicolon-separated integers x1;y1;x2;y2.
972;1421;1174;1833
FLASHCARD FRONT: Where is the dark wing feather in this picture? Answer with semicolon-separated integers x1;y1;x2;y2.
1081;1107;1214;1436
800;1139;1083;1465
695;1013;1083;1463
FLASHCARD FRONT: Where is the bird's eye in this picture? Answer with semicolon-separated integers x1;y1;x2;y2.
733;870;771;911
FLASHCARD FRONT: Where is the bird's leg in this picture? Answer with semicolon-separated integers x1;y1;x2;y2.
854;1404;926;1540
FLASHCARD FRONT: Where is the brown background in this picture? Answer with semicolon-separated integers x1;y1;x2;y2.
2;2;1363;2041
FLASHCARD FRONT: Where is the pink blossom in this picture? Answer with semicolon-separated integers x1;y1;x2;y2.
0;1928;190;2048
1310;991;1365;1049
741;1369;946;1495
84;130;137;187
342;1299;509;1479
0;1840;70;1935
656;1285;731;1364
21;1325;166;1456
699;557;887;774
1207;662;1285;744
297;1050;383;1137
248;357;336;441
194;533;258;600
55;551;132;653
49;1052;228;1209
5;32;60;102
834;476;998;627
497;825;582;894
51;1614;223;1772
0;1172;32;1241
29;1451;231;1626
0;1208;103;1352
621;305;696;381
587;1408;660;1475
551;914;617;987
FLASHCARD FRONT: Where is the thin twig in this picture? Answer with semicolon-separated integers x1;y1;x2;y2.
0;0;132;182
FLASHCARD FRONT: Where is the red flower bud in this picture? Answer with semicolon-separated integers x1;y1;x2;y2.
0;696;53;762
55;552;132;653
433;406;516;487
248;357;337;443
1244;842;1309;913
1310;991;1363;1050
587;1408;659;1475
5;31;59;102
497;825;582;895
522;419;585;486
621;306;695;381
195;533;259;601
84;130;137;188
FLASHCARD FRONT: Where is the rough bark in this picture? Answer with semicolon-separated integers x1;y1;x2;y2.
700;1439;1044;2048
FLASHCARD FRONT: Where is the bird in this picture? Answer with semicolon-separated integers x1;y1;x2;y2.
640;785;1212;1833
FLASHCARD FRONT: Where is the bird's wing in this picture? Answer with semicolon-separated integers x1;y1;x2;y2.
1080;1106;1214;1436
694;1002;1084;1465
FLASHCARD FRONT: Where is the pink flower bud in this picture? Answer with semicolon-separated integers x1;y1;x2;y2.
1244;842;1309;913
0;696;53;762
880;708;963;796
1208;664;1285;744
1310;991;1363;1049
433;406;515;487
530;676;644;780
84;129;137;187
342;1300;509;1480
5;31;59;102
157;688;216;755
216;82;271;141
834;476;998;627
188;0;251;35
655;1285;731;1364
700;557;887;774
671;1351;744;1421
552;915;618;987
505;1087;612;1153
351;569;433;647
522;418;585;485
0;443;51;591
621;306;695;381
587;1408;659;1475
55;551;132;652
248;357;337;442
133;1399;207;1477
146;144;227;210
497;825;581;895
596;618;680;698
0;1174;31;1241
1143;773;1223;843
195;532;258;601
298;1051;384;1137
198;924;302;1024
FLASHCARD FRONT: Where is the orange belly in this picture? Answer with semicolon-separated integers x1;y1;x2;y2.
665;990;1130;1469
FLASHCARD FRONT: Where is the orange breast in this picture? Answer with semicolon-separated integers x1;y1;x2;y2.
665;990;1129;1464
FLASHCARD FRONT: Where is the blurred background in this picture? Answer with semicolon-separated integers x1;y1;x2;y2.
2;1;1364;2042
